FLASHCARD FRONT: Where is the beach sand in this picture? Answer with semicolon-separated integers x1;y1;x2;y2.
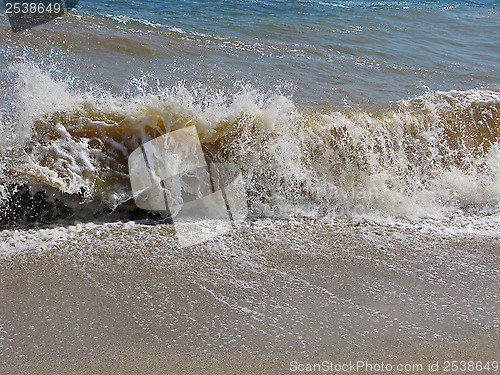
1;218;499;373
2;333;499;374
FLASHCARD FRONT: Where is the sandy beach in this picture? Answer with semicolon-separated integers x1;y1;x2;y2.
1;218;499;373
2;333;499;374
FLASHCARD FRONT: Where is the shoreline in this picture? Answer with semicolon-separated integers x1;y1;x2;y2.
1;219;499;373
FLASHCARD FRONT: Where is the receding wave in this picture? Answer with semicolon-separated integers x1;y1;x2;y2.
1;63;499;227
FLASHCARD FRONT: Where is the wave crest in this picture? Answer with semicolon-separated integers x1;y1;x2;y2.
1;64;499;225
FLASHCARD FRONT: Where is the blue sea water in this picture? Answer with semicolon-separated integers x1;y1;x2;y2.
1;0;499;105
69;0;500;104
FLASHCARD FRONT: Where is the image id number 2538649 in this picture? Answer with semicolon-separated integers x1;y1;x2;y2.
5;2;61;14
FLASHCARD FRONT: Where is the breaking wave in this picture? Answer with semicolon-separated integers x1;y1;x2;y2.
1;62;499;226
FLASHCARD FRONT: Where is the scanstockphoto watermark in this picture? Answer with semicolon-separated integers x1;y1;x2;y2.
290;360;424;373
4;0;79;32
290;360;499;373
128;126;248;248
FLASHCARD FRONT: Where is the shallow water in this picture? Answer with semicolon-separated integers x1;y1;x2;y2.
1;218;499;365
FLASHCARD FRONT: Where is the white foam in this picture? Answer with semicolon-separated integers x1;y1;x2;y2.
1;62;500;220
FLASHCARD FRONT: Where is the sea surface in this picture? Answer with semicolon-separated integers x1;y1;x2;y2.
0;0;499;370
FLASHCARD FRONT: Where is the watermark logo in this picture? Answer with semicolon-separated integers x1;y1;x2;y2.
4;0;79;32
128;126;247;247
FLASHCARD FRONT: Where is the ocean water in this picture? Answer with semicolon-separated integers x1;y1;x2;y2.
0;0;499;224
0;0;500;369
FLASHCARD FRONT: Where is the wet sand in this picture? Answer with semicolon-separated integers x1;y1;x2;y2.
2;333;499;374
1;218;499;373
